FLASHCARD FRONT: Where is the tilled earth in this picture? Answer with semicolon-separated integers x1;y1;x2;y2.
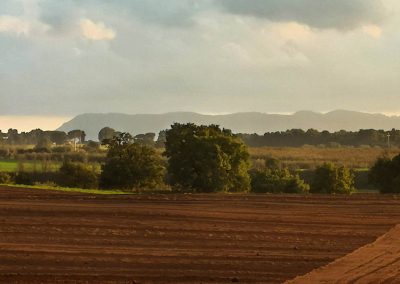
1;186;400;283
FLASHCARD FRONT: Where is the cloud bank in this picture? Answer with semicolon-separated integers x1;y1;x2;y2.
217;0;385;30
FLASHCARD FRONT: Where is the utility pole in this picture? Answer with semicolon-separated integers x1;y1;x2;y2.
387;133;391;149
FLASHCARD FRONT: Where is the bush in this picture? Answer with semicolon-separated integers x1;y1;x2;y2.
57;162;98;189
0;172;11;184
250;168;309;194
15;172;34;185
164;123;251;193
100;133;165;190
311;163;355;194
52;146;72;153
369;154;400;193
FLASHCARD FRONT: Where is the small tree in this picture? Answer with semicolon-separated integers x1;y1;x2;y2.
134;133;156;146
100;133;165;190
35;136;52;152
311;163;355;194
0;172;11;184
164;123;251;192
57;162;98;189
98;127;116;143
68;130;86;143
369;154;400;193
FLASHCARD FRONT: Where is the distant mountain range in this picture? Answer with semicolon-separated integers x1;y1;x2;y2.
57;110;400;141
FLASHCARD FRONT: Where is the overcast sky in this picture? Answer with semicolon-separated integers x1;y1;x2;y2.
1;0;399;122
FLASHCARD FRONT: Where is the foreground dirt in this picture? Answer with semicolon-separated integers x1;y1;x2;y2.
287;224;400;284
1;186;400;283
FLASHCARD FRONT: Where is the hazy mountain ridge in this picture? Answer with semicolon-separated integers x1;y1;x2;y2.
57;110;400;141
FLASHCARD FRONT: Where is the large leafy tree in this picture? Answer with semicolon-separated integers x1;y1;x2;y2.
100;133;165;190
164;123;251;193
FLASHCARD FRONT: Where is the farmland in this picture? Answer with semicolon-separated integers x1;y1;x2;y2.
0;160;61;173
249;146;400;169
2;146;397;174
1;186;400;283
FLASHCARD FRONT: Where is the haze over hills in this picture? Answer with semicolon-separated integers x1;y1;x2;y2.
57;110;400;141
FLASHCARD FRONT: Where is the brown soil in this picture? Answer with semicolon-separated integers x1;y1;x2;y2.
1;186;400;283
286;224;400;284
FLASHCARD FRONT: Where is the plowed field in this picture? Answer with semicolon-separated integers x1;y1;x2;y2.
287;224;400;283
1;186;400;283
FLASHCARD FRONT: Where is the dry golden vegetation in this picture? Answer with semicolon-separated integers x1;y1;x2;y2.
249;146;400;169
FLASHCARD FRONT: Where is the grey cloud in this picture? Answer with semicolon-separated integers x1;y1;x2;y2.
117;0;211;27
0;1;25;15
217;0;385;30
39;1;78;34
38;0;212;31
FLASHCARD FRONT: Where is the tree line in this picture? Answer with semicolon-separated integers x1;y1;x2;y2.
2;123;397;194
238;129;398;147
0;123;386;194
2;127;400;149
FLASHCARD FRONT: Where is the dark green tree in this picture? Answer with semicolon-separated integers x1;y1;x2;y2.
98;127;116;143
134;133;156;146
100;133;165;190
250;168;309;194
68;130;86;143
155;130;167;148
369;154;400;193
57;162;98;189
311;163;355;194
164;123;251;192
34;135;52;152
48;131;67;145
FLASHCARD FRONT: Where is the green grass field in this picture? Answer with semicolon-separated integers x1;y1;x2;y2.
0;184;132;195
0;160;61;172
0;161;18;172
0;160;102;173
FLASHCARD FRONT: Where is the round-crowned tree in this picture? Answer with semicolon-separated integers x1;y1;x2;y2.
100;133;165;190
311;163;355;194
369;154;400;193
164;123;251;193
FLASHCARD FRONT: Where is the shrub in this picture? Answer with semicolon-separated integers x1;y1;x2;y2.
52;146;72;153
250;168;309;194
311;163;355;194
15;172;34;185
0;172;11;184
57;162;98;189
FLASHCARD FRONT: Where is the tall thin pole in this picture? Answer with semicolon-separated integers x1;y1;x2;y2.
387;133;391;149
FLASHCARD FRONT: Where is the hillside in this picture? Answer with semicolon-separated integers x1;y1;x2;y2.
57;110;400;141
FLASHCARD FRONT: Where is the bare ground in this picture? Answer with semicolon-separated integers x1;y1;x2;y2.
286;224;400;284
1;186;400;283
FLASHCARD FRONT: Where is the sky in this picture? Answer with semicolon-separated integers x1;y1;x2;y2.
1;0;400;130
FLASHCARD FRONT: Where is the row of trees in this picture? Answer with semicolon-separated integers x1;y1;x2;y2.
238;129;397;147
2;123;397;194
93;124;356;194
4;127;400;149
0;129;86;146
